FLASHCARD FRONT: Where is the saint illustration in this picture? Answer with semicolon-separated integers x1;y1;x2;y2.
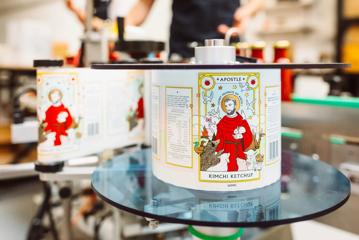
43;89;73;146
136;83;144;120
127;82;145;131
214;94;253;171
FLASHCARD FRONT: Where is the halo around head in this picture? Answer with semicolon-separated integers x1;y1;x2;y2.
48;88;63;101
220;94;240;113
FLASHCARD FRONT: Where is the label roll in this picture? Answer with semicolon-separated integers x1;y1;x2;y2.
151;69;281;191
37;68;147;164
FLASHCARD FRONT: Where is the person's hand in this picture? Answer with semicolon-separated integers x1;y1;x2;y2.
65;0;75;11
217;6;252;36
92;17;104;31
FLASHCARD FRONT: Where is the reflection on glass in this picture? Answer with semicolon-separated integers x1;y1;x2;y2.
145;179;280;223
92;149;350;226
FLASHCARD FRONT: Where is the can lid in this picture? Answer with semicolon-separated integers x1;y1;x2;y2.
195;39;236;64
33;59;64;67
274;40;290;49
251;41;266;49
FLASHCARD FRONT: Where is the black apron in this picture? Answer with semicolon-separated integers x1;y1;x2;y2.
170;0;240;58
93;0;112;20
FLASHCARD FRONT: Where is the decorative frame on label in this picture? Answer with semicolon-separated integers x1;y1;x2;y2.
197;72;263;183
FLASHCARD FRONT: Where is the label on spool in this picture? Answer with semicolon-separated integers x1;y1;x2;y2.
165;87;193;168
197;72;262;182
151;69;281;191
37;68;146;163
37;71;81;156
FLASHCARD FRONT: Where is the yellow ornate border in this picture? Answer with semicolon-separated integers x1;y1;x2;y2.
37;71;80;156
197;72;262;183
164;86;194;168
37;71;79;77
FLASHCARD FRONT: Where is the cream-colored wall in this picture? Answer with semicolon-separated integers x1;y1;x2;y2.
0;0;172;65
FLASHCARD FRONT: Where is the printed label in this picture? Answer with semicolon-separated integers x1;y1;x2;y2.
265;86;281;165
165;87;193;168
197;73;264;183
37;72;81;154
84;83;103;138
126;72;145;136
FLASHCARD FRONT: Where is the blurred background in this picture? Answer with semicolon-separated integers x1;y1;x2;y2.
0;0;358;239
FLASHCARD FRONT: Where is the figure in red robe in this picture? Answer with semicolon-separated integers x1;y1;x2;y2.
43;89;73;146
136;97;144;119
136;83;145;119
215;95;253;171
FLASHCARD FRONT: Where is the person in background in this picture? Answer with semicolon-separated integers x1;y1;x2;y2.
65;0;119;65
126;0;265;60
65;0;112;30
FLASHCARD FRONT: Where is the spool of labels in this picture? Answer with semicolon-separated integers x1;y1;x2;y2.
36;62;147;165
151;68;281;191
151;40;281;191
